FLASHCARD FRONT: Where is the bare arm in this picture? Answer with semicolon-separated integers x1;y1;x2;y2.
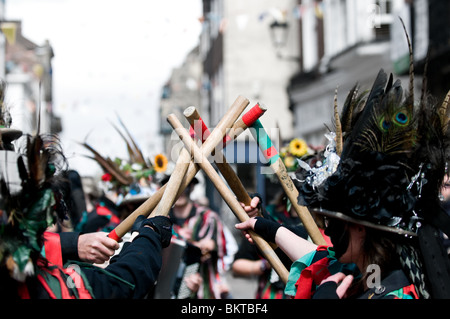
235;218;317;262
232;258;268;276
275;226;317;261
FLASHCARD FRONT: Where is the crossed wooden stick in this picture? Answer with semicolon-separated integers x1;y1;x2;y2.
109;96;326;283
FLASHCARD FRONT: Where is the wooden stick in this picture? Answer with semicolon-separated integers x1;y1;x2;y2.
184;104;266;204
108;96;250;241
185;106;290;278
249;119;327;246
168;113;290;284
150;150;190;217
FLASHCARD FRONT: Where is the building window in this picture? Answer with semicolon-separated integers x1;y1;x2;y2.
161;85;171;99
374;0;393;40
376;0;392;14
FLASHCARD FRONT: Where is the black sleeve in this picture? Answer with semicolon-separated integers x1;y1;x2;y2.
59;231;80;263
81;226;163;299
233;237;260;262
312;281;340;299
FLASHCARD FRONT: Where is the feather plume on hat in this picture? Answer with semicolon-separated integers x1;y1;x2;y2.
294;18;450;237
79;116;160;206
0;101;68;282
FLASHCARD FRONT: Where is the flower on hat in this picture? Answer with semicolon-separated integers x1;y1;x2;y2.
101;173;112;182
280;138;313;172
289;138;308;157
154;153;168;173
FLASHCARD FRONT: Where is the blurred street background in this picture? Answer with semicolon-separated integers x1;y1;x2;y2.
1;0;449;298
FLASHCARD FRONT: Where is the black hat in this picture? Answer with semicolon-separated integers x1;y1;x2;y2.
0;128;22;143
295;68;450;238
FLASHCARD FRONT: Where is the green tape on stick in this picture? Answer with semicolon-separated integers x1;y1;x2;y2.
251;120;280;166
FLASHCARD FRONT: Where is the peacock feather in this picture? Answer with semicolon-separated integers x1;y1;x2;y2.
340;73;403;156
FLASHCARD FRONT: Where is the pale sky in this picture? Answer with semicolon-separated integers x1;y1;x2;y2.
5;0;202;176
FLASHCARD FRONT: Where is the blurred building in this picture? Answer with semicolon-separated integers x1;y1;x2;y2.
160;0;303;211
159;46;203;157
200;0;300;137
158;45;206;202
410;0;450;100
0;2;60;136
159;0;450;211
288;0;450;145
199;0;302;210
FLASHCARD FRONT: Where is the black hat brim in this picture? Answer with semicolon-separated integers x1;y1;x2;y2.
310;207;417;237
0;128;22;142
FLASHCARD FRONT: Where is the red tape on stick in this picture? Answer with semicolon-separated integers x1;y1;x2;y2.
192;116;231;147
242;103;265;127
189;126;196;139
190;104;264;149
108;229;120;242
191;117;211;143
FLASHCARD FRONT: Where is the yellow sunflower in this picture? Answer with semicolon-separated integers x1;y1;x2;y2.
289;138;308;157
154;153;168;173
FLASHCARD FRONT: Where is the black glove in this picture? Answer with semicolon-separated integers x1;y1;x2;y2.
131;215;146;233
141;216;173;248
312;281;340;299
254;217;282;243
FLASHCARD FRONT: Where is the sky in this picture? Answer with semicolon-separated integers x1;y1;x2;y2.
5;0;203;176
